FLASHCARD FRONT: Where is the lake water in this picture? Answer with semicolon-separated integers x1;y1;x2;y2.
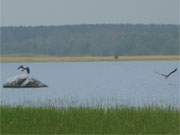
0;61;179;108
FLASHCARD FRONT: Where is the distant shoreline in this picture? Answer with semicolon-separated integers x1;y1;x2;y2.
0;55;179;63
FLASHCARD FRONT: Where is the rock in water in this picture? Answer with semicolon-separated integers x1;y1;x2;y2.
3;77;48;88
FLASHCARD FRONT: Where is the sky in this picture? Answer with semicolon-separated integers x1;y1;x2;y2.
0;0;179;26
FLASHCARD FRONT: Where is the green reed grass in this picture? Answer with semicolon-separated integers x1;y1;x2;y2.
0;106;179;134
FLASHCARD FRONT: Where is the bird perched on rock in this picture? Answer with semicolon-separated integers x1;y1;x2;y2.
17;65;30;74
3;65;47;88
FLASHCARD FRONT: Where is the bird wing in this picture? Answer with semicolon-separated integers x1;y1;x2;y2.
26;67;30;74
167;68;177;77
17;65;24;70
155;68;177;78
155;71;168;78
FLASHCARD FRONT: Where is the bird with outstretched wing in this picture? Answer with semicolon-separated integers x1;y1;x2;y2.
155;68;178;79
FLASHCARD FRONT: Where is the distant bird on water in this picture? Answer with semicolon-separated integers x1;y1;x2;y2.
155;68;178;79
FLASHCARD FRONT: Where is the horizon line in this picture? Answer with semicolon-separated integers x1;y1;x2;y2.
0;23;179;27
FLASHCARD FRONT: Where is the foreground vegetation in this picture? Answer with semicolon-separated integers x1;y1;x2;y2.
0;106;179;134
0;55;179;63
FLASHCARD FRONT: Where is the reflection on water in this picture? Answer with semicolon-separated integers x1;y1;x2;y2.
0;61;179;108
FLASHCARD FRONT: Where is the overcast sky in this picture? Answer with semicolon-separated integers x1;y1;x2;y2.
1;0;179;26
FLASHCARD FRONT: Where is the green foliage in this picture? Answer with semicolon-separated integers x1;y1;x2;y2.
1;24;179;56
0;106;179;134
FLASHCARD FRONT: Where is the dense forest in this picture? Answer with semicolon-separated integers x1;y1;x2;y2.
0;24;179;56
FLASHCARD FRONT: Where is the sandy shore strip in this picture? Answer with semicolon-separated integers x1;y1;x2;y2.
0;55;179;63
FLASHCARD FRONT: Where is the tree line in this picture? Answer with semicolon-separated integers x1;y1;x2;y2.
0;24;179;56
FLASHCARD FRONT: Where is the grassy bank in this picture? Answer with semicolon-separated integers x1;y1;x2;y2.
0;106;179;134
0;55;179;63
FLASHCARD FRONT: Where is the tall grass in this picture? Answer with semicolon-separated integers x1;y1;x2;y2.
0;106;179;134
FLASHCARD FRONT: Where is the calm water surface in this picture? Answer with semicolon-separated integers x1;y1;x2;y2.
0;61;179;108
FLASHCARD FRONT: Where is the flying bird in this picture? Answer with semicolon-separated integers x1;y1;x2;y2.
155;68;177;79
